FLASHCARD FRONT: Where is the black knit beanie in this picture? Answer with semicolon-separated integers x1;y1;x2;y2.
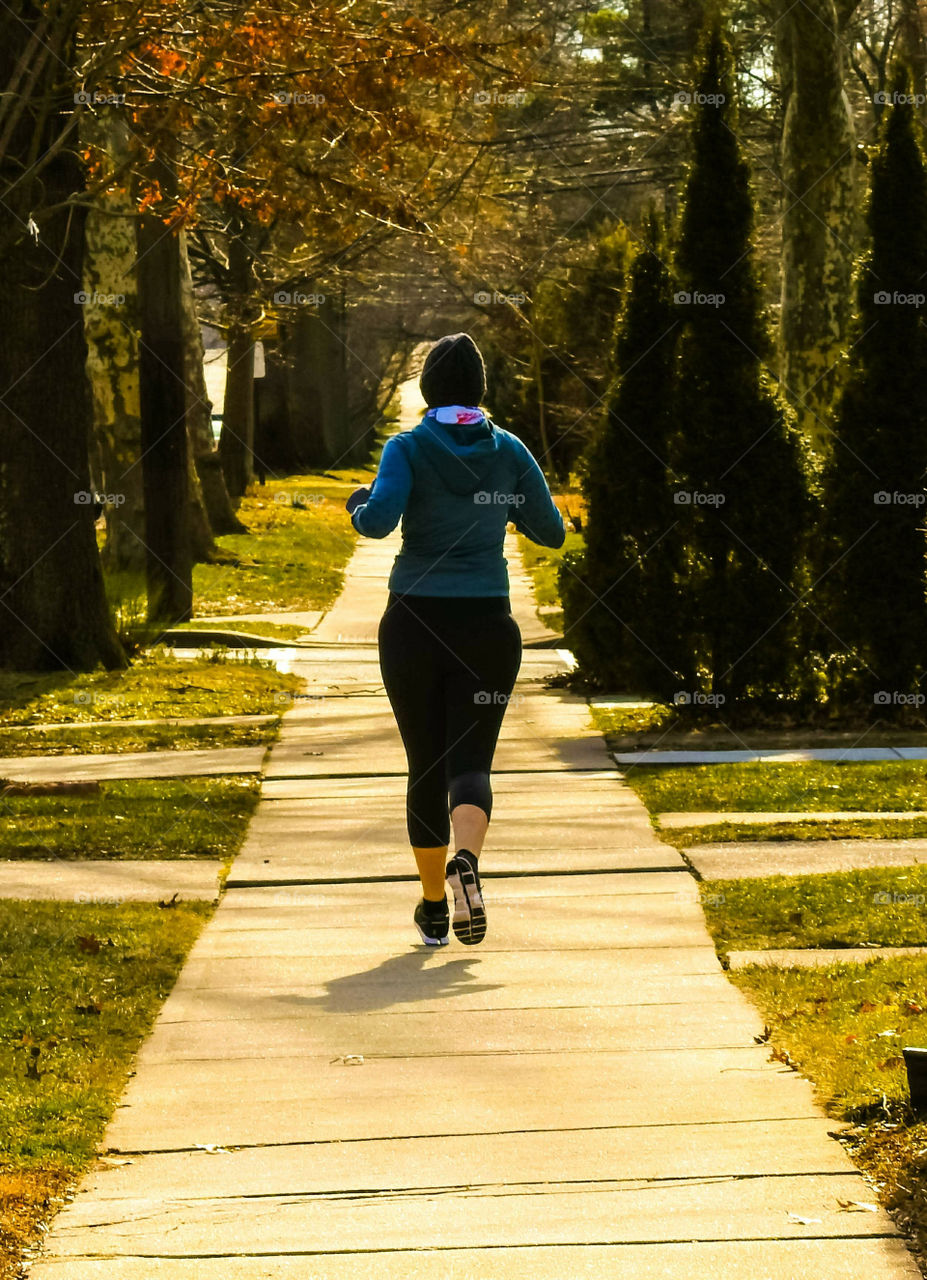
419;333;487;408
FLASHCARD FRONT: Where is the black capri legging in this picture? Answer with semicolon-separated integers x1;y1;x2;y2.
378;592;522;847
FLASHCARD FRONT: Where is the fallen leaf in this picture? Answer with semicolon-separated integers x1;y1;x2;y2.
879;1056;905;1070
836;1198;879;1212
77;935;102;954
859;1000;878;1013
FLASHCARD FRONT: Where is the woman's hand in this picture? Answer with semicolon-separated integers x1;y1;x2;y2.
345;485;371;514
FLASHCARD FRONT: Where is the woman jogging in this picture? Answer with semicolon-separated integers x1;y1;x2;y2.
345;333;565;947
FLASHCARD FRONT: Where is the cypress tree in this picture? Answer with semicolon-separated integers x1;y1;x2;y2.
818;66;927;709
560;210;685;696
672;13;813;707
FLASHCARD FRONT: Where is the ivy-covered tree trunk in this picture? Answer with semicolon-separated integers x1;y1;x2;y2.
0;3;124;671
776;0;857;447
82;110;146;576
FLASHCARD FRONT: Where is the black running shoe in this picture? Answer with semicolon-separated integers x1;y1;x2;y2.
414;896;449;946
446;851;486;945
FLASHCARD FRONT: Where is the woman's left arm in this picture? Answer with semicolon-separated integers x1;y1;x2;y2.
510;439;566;549
348;435;413;538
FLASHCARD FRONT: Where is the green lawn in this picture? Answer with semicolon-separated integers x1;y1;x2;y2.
592;701;927;749
0;651;301;728
0;900;210;1272
1;776;260;861
192;472;369;617
0;721;273;758
668;817;927;846
621;760;927;845
702;866;927;952
732;957;927;1261
733;956;927;1115
172;619;316;642
625;761;927;814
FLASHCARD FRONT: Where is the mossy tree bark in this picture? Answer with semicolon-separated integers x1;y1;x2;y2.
82;110;146;577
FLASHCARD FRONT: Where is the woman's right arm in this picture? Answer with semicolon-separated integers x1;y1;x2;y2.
349;435;413;538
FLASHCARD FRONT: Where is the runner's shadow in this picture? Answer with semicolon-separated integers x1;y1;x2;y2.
281;950;501;1014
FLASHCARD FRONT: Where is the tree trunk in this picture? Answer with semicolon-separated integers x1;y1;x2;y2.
0;4;125;671
180;239;245;534
82;109;146;576
899;0;927;104
776;0;857;449
255;341;301;470
285;307;330;468
135;144;193;624
218;232;255;496
529;326;552;464
195;453;248;534
178;231;218;562
312;292;353;465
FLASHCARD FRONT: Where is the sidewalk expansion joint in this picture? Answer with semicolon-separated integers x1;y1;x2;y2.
46;1234;903;1261
77;1169;862;1208
106;1115;828;1157
262;767;619;780
224;866;691;888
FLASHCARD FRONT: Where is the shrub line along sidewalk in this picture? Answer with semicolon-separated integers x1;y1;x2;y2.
25;447;922;1278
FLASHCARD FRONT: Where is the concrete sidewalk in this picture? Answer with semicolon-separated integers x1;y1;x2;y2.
30;475;920;1275
0;745;266;783
615;747;927;764
0;859;223;902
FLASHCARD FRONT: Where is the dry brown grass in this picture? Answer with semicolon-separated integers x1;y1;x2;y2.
0;1166;74;1279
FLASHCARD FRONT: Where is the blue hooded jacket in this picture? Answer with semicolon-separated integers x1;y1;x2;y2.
350;408;566;596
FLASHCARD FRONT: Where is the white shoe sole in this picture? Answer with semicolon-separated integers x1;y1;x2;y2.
447;856;486;945
415;921;449;947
